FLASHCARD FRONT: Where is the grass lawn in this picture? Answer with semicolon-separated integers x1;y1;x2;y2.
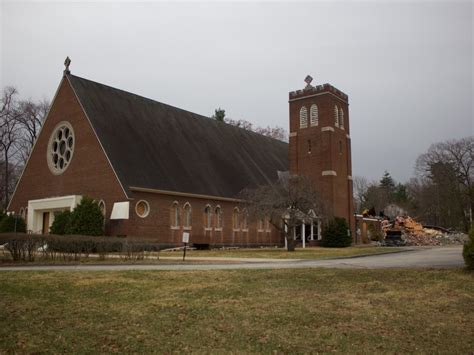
0;268;473;353
162;246;406;259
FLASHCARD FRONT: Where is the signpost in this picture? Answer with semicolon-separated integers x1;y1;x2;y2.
182;232;189;261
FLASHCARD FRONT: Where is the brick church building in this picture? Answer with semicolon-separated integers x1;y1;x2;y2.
8;63;353;247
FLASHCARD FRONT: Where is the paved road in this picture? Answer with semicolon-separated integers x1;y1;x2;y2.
0;246;464;272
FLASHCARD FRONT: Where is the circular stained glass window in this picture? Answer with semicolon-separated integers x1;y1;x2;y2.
47;122;75;175
135;200;150;218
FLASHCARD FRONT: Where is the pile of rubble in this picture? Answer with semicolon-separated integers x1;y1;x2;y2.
389;216;467;246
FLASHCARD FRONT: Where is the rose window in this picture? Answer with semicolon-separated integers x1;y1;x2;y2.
47;122;74;174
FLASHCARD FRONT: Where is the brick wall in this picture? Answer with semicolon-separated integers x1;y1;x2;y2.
288;85;355;233
8;76;128;234
123;190;283;247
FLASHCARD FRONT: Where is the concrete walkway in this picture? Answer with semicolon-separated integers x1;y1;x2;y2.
0;246;464;271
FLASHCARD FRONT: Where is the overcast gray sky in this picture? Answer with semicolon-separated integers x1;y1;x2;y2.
1;0;472;183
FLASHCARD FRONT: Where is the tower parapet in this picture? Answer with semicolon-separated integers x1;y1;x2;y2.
289;83;348;102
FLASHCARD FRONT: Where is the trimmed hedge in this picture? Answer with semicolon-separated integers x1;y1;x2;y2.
322;217;352;248
0;233;162;262
463;228;474;270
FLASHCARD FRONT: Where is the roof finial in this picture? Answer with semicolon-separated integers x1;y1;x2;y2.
304;75;313;90
64;56;71;75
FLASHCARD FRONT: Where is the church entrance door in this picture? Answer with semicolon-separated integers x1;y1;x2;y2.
42;212;50;235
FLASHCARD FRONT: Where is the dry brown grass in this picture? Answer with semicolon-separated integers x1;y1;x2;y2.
162;246;405;259
0;268;472;353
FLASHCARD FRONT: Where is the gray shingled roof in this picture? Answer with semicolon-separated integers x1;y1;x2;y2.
67;74;288;198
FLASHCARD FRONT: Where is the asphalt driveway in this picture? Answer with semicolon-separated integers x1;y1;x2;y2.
0;246;465;271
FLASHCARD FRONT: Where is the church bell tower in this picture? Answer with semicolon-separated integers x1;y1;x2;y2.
288;75;354;233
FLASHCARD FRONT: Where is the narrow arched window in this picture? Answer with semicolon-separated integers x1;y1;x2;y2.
299;106;308;128
233;208;240;230
258;216;264;231
265;217;271;231
183;203;192;228
215;206;222;229
204;205;212;229
241;209;248;230
98;200;106;218
310;104;318;126
171;202;180;227
334;105;339;127
339;108;344;130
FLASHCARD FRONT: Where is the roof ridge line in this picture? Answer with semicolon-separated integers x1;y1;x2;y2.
68;74;288;145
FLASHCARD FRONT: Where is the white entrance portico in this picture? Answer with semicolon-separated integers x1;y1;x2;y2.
27;195;82;234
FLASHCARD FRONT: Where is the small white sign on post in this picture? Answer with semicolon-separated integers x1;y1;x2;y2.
182;232;190;244
182;232;190;261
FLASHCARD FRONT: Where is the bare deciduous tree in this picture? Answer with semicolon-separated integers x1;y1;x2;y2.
220;116;288;142
352;176;370;213
416;137;474;230
239;174;325;251
0;86;49;210
0;87;22;209
254;125;288;142
16;99;49;164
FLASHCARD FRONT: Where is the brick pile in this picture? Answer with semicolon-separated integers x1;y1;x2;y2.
392;216;467;246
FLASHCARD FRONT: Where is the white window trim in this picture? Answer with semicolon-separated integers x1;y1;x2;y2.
214;205;223;230
310;104;319;127
183;202;192;228
135;200;150;218
171;201;180;228
299;106;308;128
204;204;212;229
98;199;106;217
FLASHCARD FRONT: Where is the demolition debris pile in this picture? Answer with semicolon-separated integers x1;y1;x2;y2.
386;216;467;246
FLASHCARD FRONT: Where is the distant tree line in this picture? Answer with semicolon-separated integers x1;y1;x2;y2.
212;108;288;142
0;86;49;209
354;137;473;232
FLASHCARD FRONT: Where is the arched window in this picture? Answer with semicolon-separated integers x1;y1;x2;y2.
232;208;240;230
258;216;264;231
183;202;192;228
241;209;248;230
171;202;180;227
98;200;106;217
299;106;308;128
215;206;222;229
265;217;271;231
310;104;319;126
339;108;344;130
334;105;339;127
204;205;212;229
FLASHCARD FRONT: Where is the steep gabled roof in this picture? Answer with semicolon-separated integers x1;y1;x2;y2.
67;74;288;198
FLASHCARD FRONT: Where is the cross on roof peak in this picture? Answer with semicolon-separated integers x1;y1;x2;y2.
64;56;71;75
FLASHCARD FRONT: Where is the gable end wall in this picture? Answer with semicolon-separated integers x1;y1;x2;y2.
8;76;128;233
